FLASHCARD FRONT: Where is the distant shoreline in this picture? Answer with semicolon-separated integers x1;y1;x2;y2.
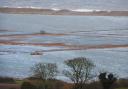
0;7;128;16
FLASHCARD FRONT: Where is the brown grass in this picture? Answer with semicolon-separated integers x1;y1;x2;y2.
0;83;20;89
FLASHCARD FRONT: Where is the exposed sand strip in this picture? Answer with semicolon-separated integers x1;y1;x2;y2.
0;32;127;41
0;41;66;46
0;41;128;51
0;7;128;16
0;33;67;37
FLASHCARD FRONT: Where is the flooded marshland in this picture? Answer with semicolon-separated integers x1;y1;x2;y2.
0;13;128;81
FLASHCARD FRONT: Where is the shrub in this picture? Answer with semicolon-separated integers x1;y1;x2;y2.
98;72;117;89
25;78;65;89
21;81;37;89
0;77;15;83
40;30;46;34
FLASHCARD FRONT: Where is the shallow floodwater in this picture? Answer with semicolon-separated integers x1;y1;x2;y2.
0;13;128;81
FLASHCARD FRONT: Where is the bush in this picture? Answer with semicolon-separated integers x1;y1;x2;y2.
83;81;102;89
24;78;65;89
0;77;15;83
45;79;64;89
99;72;117;89
40;30;46;34
21;81;37;89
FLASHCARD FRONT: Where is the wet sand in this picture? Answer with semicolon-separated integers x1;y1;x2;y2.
0;7;128;16
0;40;128;51
0;33;67;38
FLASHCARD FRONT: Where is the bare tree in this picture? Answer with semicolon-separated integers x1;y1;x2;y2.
32;62;58;80
63;57;95;89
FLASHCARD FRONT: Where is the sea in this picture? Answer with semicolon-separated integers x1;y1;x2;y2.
0;0;128;11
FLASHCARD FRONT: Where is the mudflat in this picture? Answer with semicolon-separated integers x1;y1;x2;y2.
0;7;128;16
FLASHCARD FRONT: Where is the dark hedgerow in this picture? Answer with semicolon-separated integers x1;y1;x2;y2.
0;77;15;83
21;81;37;89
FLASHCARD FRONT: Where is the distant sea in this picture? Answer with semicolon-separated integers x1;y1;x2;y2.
0;0;128;11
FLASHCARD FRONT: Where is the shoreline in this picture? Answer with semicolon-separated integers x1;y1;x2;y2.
0;7;128;16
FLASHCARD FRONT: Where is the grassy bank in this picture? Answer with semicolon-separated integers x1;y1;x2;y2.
0;77;128;89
